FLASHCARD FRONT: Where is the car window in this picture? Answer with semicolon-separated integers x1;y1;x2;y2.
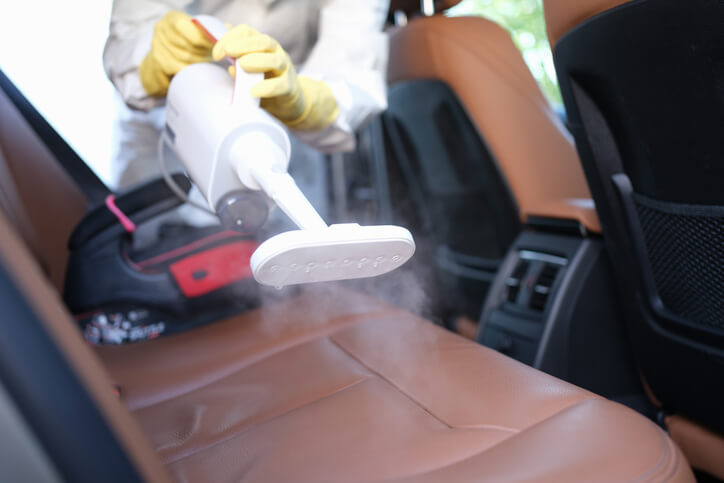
0;0;562;189
447;0;562;109
0;2;116;185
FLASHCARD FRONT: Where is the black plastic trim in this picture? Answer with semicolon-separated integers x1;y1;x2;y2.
553;0;724;432
526;216;589;237
0;264;141;482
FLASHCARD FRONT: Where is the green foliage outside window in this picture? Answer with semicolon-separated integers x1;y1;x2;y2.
446;0;563;107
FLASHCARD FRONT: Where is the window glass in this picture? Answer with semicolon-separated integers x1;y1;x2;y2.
1;0;563;188
0;1;115;184
447;0;562;108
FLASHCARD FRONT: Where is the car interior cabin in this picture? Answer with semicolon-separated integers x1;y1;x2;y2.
0;0;723;481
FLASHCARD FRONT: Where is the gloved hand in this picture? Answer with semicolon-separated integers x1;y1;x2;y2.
139;11;214;97
213;25;339;131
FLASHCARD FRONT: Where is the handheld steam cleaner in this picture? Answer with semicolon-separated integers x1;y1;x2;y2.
162;16;415;288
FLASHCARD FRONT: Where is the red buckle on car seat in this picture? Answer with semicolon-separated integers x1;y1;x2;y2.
169;241;257;297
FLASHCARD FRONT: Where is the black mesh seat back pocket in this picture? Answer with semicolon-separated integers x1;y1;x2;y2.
634;194;724;330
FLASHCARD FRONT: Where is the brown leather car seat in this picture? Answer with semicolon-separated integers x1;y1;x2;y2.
0;77;695;481
543;0;724;479
387;1;599;231
0;202;695;481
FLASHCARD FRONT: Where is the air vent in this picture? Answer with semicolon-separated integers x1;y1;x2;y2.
529;263;560;311
505;259;530;304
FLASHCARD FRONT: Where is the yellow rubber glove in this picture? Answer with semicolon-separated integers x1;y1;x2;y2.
139;11;214;97
212;25;339;131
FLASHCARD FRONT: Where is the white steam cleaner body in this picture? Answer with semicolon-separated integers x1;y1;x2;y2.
163;16;415;288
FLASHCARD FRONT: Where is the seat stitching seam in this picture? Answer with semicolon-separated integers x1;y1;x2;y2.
329;335;596;433
393;399;679;483
386;399;606;481
422;22;550;113
424;29;440;83
658;435;681;482
397;20;550;118
663;436;682;482
329;337;453;429
630;426;679;483
451;423;520;433
130;310;395;410
403;19;524;92
162;375;372;466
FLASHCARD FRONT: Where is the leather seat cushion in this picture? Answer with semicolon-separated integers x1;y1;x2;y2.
97;288;692;482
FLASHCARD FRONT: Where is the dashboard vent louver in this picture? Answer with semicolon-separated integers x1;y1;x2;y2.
529;263;560;311
505;259;530;304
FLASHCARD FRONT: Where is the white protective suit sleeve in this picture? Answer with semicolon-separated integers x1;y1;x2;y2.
295;0;389;153
103;0;192;113
102;0;390;154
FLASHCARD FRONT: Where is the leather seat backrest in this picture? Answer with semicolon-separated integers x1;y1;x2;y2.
0;80;89;292
387;12;598;231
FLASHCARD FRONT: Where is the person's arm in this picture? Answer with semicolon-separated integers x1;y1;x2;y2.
295;0;390;153
103;0;194;111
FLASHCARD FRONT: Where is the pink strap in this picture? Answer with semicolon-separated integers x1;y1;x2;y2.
105;195;136;233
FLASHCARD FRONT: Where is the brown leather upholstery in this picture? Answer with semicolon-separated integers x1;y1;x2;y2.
643;378;724;479
387;15;601;232
0;78;690;479
97;288;693;482
0;193;694;480
0;207;172;483
666;415;724;481
543;0;631;46
0;86;88;292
